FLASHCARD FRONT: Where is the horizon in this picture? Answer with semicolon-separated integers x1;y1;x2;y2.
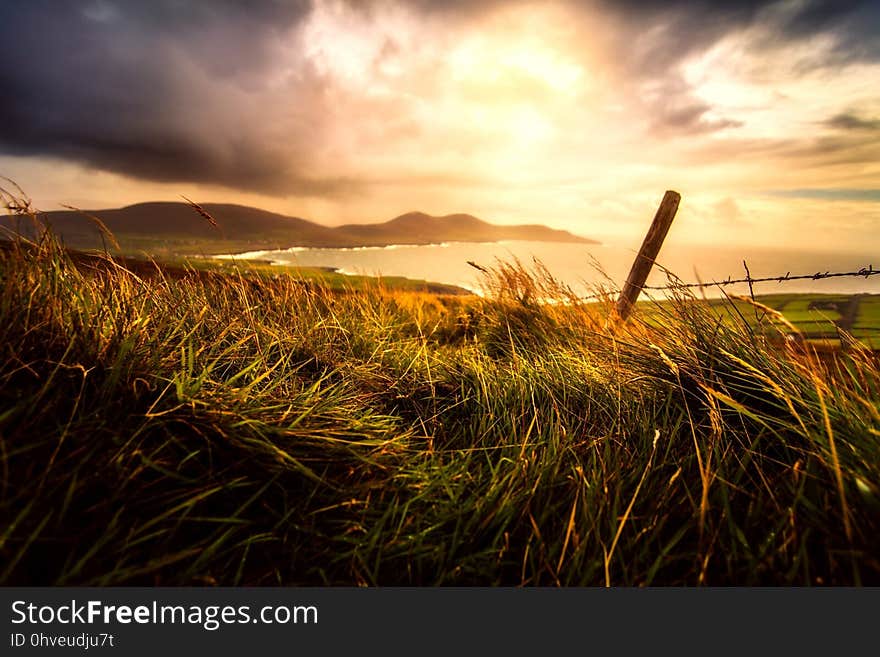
1;1;879;251
36;199;598;239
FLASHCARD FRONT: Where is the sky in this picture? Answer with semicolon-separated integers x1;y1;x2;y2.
1;0;878;250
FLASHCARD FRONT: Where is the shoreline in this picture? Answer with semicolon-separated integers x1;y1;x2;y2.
206;237;602;260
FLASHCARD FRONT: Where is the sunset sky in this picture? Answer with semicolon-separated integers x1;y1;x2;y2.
1;0;878;250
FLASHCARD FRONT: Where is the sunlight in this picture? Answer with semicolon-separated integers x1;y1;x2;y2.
448;35;585;96
507;106;555;144
301;0;416;89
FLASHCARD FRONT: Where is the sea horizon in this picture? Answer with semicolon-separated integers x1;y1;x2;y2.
213;239;880;299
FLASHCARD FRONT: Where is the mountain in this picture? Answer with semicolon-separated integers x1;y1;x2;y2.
335;211;595;246
27;202;340;247
2;202;597;254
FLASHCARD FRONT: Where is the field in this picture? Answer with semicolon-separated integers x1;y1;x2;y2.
2;223;880;586
702;293;880;347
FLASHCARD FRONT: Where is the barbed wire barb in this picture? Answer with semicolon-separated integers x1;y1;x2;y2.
574;265;879;302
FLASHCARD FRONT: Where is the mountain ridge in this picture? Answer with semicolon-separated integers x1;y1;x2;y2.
4;202;598;253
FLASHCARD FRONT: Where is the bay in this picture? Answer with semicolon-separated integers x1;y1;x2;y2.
216;240;880;298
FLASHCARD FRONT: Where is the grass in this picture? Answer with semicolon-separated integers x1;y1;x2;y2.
191;256;472;295
1;197;880;586
854;297;880;345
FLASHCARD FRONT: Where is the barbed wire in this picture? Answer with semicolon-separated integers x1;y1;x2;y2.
643;265;879;290
574;264;879;302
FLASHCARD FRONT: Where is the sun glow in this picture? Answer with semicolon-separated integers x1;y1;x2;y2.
448;35;585;96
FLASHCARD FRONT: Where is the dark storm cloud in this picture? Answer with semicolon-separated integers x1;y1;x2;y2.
0;0;361;195
591;0;879;102
595;0;879;67
593;0;770;74
589;0;879;141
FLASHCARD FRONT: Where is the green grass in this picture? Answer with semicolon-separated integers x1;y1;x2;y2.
854;297;880;327
2;208;880;586
56;249;474;296
776;301;842;323
194;257;472;295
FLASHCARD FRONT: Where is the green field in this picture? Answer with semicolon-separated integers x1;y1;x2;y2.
626;291;878;350
695;293;877;347
2;226;880;586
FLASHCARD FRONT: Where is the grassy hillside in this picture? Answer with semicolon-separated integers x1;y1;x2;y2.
1;222;879;586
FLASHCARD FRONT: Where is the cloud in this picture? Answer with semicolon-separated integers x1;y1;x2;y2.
649;100;743;136
588;0;880;142
0;0;878;201
712;197;746;224
0;0;362;196
776;0;880;64
638;78;744;136
769;188;880;202
680;129;880;177
823;113;880;131
595;0;880;72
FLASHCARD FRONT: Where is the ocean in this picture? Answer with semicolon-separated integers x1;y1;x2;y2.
215;240;880;298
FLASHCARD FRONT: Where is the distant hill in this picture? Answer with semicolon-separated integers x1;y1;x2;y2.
12;202;340;249
335;211;594;246
2;202;597;254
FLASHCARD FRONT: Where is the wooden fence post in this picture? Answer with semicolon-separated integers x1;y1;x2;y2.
615;190;681;321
